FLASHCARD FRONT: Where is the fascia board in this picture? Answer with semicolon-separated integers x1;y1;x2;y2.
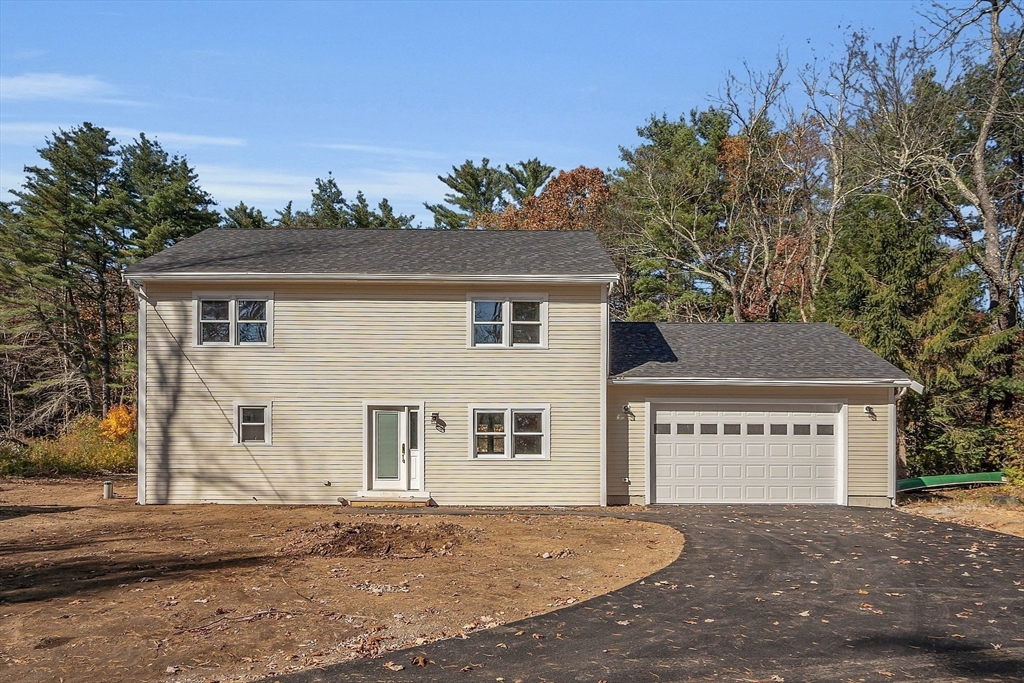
608;377;918;388
123;272;621;284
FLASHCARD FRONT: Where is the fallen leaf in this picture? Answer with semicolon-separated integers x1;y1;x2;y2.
531;633;544;639
460;665;473;672
383;661;404;671
798;611;810;617
616;620;631;626
858;589;869;595
410;655;430;667
514;630;524;636
876;672;894;678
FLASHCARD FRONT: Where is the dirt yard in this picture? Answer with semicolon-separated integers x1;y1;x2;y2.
0;478;682;683
898;484;1024;538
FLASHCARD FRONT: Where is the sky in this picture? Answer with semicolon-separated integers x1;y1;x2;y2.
0;0;928;224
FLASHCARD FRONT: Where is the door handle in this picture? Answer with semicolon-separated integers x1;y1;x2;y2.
401;443;406;463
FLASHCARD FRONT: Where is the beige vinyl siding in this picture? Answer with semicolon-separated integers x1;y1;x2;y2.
143;281;603;505
606;384;893;505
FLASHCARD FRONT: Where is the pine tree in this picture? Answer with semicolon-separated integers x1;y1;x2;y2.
118;133;220;259
222;201;270;229
424;158;508;229
505;158;555;205
817;195;1019;475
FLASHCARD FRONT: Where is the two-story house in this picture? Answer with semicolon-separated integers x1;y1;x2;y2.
124;228;920;508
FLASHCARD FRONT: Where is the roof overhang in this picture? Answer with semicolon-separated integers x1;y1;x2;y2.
608;376;924;393
123;272;621;285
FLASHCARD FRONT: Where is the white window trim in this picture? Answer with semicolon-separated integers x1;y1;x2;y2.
193;291;274;347
466;293;548;349
467;404;551;460
233;401;273;446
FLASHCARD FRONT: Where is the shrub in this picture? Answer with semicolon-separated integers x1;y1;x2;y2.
100;404;137;440
1;415;136;476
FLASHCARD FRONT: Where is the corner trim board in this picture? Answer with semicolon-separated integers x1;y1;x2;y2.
137;294;147;505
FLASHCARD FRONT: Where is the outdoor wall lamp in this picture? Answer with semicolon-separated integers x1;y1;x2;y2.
430;412;446;433
621;404;636;421
864;405;877;420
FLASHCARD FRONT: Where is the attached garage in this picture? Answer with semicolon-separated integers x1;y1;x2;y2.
605;323;922;508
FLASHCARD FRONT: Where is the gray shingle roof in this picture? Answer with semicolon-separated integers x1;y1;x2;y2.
611;322;911;381
125;228;618;278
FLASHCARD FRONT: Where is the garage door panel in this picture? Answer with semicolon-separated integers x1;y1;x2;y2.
652;402;839;505
698;485;720;500
698;464;719;478
699;443;719;457
674;442;696;457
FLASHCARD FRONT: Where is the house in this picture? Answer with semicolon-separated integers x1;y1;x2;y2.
124;228;920;508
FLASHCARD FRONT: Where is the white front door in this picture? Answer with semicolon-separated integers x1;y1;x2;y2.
370;406;424;492
652;402;840;504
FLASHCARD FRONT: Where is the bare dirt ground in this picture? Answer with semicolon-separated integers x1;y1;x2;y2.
898;484;1024;538
0;477;682;683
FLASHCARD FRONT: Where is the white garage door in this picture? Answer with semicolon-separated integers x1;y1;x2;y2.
652;402;840;504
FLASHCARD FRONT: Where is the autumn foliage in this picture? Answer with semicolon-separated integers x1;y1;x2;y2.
100;404;137;441
498;166;611;232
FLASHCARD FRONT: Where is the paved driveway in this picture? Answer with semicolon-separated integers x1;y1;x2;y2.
275;506;1023;682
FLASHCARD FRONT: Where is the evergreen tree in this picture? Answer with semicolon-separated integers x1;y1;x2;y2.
424;158;507;229
222;201;270;229
505;158;555;205
1;124;124;416
118;132;220;259
817;195;1019;475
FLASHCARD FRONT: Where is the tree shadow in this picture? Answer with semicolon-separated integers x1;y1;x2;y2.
0;505;81;520
847;634;1023;679
610;322;677;375
0;551;271;605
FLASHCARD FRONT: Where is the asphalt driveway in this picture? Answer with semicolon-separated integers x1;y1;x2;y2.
273;506;1024;683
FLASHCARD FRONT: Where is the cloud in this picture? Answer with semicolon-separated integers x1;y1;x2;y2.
193;165;316;206
0;73;142;105
0;122;244;148
317;142;444;160
193;164;442;214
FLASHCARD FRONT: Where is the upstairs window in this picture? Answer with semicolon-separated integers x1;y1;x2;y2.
469;296;547;348
195;293;273;346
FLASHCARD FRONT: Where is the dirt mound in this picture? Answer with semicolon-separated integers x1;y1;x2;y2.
296;520;466;558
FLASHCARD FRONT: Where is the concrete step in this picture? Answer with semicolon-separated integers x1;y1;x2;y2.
346;496;433;508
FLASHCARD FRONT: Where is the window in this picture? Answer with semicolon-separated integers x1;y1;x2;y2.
723;423;741;435
236;404;271;444
700;423;718;435
195;293;272;346
770;424;788;435
816;424;834;436
793;424;811;435
654;423;671;435
469;296;546;348
470;406;548;459
676;423;694;434
747;424;765;435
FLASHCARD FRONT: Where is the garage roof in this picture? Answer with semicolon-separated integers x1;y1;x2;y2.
610;322;915;385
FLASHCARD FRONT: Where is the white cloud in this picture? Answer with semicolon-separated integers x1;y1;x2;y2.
317;142;444;159
0;122;244;148
0;73;124;102
194;164;442;214
194;165;316;206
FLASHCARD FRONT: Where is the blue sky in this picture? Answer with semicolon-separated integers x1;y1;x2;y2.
1;0;925;223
